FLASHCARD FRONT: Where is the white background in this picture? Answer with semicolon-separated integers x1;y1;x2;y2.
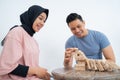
0;0;120;73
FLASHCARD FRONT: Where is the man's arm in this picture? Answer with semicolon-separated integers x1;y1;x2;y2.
102;45;115;62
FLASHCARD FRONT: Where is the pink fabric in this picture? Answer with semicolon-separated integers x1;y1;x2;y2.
0;27;41;80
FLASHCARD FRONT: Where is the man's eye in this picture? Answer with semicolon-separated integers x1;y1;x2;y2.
71;28;75;30
77;26;81;28
78;24;83;28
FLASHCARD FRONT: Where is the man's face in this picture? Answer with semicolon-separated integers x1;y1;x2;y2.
68;19;87;38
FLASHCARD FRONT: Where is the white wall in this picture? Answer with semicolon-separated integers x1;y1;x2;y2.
0;0;120;73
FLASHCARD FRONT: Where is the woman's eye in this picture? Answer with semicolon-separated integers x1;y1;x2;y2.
39;17;43;20
39;17;45;22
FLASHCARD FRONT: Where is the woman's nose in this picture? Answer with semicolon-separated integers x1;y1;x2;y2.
41;21;45;26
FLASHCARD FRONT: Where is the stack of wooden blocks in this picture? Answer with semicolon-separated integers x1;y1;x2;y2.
74;49;86;71
73;49;120;72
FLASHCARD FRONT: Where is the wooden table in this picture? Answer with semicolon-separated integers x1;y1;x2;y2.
51;67;120;80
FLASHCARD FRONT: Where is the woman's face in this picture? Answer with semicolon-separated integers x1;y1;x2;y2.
68;19;88;38
32;12;47;32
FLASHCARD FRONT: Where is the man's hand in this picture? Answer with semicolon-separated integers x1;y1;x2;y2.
64;48;78;68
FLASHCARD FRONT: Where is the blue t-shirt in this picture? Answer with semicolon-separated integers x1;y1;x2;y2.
65;29;110;59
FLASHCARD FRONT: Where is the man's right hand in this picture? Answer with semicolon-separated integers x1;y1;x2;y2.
64;48;78;68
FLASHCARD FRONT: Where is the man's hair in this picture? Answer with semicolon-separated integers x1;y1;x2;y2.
66;13;83;24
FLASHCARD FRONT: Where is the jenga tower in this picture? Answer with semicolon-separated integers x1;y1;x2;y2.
75;60;86;71
74;49;86;71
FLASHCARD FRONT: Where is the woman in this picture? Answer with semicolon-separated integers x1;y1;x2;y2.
0;5;50;80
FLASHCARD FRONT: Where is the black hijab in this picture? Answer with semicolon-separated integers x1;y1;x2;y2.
20;5;49;36
1;5;49;46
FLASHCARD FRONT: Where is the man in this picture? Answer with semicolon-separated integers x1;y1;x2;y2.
64;13;115;68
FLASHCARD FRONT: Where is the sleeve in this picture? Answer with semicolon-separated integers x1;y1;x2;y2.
0;29;23;76
65;36;75;49
98;32;110;49
10;64;29;77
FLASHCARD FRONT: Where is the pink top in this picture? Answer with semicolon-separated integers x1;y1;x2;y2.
0;27;41;80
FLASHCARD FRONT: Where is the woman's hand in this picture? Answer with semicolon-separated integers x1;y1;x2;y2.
28;66;50;80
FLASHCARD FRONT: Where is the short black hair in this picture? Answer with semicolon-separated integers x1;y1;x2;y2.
66;13;83;24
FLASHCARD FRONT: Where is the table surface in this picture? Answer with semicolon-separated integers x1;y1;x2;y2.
51;67;120;80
